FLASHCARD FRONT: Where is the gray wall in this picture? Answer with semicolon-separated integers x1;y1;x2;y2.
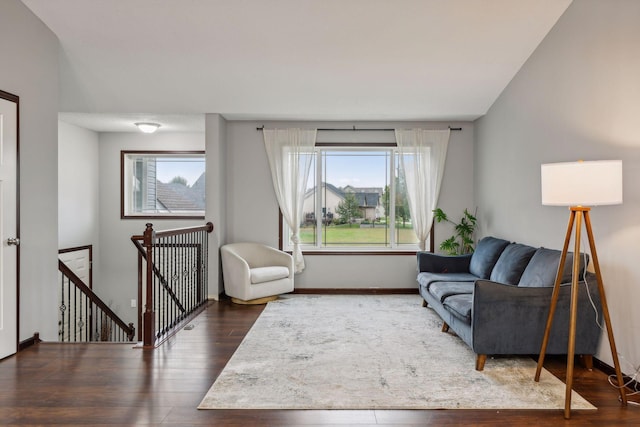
205;114;227;297
0;0;59;341
58;121;100;250
97;132;205;323
224;121;474;289
475;0;640;371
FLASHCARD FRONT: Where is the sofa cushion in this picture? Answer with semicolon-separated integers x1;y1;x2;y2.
250;266;289;284
468;237;510;279
518;248;590;287
428;281;475;302
417;272;478;290
442;293;473;324
489;243;537;285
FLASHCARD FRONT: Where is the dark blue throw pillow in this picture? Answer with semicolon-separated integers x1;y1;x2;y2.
468;236;510;279
518;247;589;287
489;243;537;285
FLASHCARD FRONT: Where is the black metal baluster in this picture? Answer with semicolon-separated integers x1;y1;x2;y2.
190;234;194;312
185;233;190;314
166;237;170;329
164;236;170;334
59;275;65;341
78;289;83;341
198;231;202;307
176;234;181;321
67;273;71;341
155;240;160;339
173;238;176;325
85;295;89;341
204;229;209;302
73;283;77;341
87;302;94;341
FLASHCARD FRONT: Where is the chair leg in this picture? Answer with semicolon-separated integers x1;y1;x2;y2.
422;299;428;308
476;354;487;371
441;322;449;333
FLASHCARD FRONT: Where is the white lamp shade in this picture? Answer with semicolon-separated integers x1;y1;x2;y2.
541;160;622;206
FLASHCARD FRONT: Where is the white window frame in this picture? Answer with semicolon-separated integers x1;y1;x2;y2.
281;144;429;254
121;150;205;219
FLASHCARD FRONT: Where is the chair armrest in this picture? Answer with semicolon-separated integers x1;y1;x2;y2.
471;278;602;355
417;252;472;273
259;245;294;277
220;249;251;288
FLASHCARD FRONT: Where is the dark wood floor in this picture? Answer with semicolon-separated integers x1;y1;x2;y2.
1;297;638;426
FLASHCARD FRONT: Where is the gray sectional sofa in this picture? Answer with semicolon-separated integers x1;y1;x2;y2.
417;236;602;371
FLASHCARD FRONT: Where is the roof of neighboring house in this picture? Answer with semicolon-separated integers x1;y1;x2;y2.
343;185;383;196
352;192;380;208
156;172;205;212
304;182;343;199
305;183;381;208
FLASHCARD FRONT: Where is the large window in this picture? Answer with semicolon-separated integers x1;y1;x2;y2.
121;151;205;219
283;145;422;252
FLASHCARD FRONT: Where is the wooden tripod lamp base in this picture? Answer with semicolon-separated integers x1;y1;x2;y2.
537;160;626;419
534;207;627;419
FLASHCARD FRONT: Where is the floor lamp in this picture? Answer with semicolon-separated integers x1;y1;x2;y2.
535;160;627;419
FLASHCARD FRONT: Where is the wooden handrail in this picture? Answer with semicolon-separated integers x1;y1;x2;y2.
131;222;214;241
58;260;135;341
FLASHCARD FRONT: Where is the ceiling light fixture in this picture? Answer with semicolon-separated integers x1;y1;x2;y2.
135;122;161;133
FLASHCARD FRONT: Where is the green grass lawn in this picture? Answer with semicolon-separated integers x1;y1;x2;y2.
298;224;418;246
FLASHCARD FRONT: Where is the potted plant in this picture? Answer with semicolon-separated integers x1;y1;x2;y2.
432;208;477;255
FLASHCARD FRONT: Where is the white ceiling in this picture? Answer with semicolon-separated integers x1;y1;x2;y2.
22;0;571;132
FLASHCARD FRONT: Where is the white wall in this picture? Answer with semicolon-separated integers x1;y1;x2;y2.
58;121;99;250
225;121;474;289
0;0;59;341
475;0;640;373
97;131;205;323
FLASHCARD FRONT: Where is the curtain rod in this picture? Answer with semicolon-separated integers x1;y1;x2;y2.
256;126;462;131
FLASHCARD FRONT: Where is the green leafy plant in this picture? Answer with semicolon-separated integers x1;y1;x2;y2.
433;208;477;255
336;193;362;227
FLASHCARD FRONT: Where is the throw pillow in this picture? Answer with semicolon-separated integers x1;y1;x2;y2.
468;236;510;279
489;243;537;285
518;247;589;287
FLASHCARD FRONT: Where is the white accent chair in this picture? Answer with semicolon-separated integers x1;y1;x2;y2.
220;242;294;304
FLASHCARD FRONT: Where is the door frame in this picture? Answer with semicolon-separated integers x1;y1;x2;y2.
0;89;20;354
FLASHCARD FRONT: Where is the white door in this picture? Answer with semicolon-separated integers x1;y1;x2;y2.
59;248;91;341
0;93;19;359
59;248;91;287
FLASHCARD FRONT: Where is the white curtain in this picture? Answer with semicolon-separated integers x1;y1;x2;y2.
395;129;450;251
263;128;317;273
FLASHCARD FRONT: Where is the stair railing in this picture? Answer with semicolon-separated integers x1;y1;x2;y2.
58;260;135;342
131;222;214;347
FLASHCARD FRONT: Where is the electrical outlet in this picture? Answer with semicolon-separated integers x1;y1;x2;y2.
131;299;137;308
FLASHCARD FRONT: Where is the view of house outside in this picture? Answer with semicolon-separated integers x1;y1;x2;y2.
298;149;418;248
125;153;206;217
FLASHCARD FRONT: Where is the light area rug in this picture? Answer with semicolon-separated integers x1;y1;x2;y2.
199;294;596;410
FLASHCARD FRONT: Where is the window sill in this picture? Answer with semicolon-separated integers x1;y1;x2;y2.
121;214;205;220
291;249;422;256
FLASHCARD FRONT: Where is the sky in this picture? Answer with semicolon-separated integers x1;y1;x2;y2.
319;150;391;189
155;157;205;186
153;151;392;189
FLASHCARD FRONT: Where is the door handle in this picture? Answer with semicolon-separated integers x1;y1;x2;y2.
6;237;19;246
